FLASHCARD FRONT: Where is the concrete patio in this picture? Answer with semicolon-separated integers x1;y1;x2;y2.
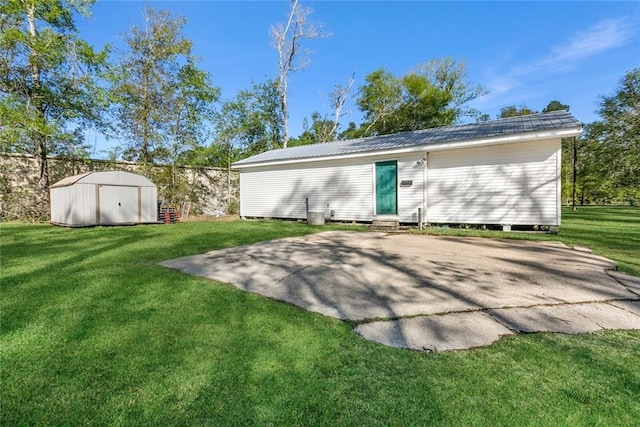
161;231;640;352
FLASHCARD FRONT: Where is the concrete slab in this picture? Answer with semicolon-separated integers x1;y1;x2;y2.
490;302;640;333
608;270;640;295
161;232;635;321
355;312;514;352
610;300;640;317
491;304;603;334
570;302;640;330
161;231;640;351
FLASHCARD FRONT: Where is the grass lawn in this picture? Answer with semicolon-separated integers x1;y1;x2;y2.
2;207;639;425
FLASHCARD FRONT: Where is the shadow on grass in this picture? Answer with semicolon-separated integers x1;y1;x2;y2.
1;218;639;425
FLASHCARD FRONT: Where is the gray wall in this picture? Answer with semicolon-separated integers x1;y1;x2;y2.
0;153;239;221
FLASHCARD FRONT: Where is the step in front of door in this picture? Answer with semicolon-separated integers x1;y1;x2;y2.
371;215;400;230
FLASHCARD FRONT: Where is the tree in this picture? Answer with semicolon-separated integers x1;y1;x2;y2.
356;68;404;136
107;7;219;206
205;79;283;208
541;100;578;209
406;58;485;127
0;0;107;213
338;121;364;140
397;71;456;130
166;59;220;163
108;7;218;167
543;100;569;113
356;59;484;136
211;79;283;165
289;111;335;146
574;125;610;204
585;69;640;202
498;104;537;118
290;72;356;145
271;0;326;147
474;113;491;123
163;59;219;204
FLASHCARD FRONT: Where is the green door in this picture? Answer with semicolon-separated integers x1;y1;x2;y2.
375;161;397;215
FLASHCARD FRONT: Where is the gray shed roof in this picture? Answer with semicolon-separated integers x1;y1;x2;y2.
50;170;155;188
233;110;582;167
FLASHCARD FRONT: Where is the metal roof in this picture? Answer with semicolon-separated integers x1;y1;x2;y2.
49;171;94;188
50;170;155;188
233;110;582;167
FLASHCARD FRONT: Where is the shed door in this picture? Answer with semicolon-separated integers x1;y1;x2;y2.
99;185;138;224
375;161;397;215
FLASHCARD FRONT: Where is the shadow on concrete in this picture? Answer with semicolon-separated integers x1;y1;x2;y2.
160;231;639;350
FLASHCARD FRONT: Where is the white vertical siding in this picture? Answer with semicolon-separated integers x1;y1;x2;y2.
74;184;97;226
140;187;158;223
50;184;97;226
240;158;374;221
50;186;73;225
426;139;560;225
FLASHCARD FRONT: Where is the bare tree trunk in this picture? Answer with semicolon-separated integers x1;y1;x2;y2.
27;2;50;205
280;88;289;148
274;0;297;148
227;140;231;209
36;134;49;200
271;0;325;148
572;136;577;211
328;72;355;140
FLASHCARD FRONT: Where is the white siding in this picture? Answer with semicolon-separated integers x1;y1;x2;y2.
73;184;97;226
397;155;425;222
426;139;560;225
240;158;374;221
50;186;73;225
238;139;562;225
240;153;426;222
50;184;96;226
140;187;158;223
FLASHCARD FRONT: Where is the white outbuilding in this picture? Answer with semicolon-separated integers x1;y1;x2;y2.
50;170;158;227
232;111;583;229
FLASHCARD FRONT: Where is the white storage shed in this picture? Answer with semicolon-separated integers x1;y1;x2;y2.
232;111;583;229
50;170;158;227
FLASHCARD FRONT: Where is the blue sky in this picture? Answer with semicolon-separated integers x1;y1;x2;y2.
78;1;640;157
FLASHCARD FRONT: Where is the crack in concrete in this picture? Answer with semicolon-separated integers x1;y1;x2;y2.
353;297;640;326
606;301;640;317
606;270;640;296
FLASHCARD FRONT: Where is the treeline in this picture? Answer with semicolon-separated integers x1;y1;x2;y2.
491;81;639;206
1;0;638;221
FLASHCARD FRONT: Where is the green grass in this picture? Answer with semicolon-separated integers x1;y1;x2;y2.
2;208;639;425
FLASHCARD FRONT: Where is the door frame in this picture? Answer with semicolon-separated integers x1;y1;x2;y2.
374;160;398;215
